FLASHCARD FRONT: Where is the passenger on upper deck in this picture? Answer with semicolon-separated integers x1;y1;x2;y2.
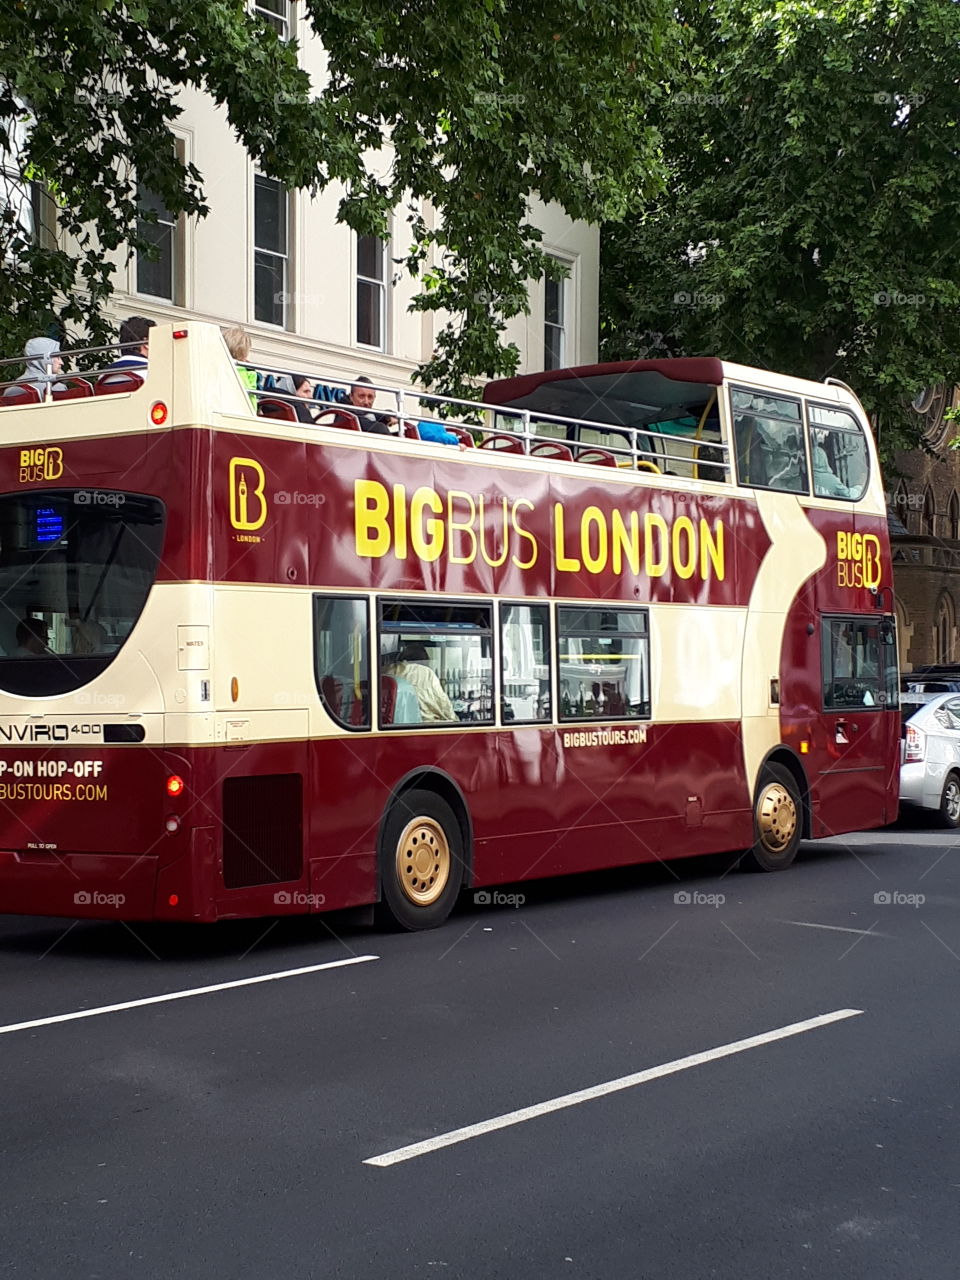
102;316;155;380
3;337;66;398
292;374;320;425
223;325;258;404
346;376;398;434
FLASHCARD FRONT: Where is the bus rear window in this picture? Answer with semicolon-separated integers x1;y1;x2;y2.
0;490;166;696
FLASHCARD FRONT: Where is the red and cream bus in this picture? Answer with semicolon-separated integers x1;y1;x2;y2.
0;325;898;927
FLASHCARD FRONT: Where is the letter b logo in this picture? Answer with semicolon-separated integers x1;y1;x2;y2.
229;457;268;531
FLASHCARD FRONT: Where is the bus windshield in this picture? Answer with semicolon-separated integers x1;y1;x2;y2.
0;490;166;696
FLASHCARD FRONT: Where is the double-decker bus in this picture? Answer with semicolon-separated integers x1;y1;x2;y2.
0;325;898;927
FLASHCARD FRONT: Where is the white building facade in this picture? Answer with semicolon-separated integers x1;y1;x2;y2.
111;12;599;392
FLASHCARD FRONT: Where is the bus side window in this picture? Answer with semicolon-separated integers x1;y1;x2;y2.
807;405;868;501
501;603;551;723
731;389;807;494
313;594;370;731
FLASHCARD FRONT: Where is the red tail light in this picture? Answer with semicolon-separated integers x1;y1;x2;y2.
166;774;185;797
905;726;925;762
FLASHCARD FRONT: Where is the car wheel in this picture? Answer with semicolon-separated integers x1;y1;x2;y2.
740;763;803;872
939;773;960;829
378;789;465;930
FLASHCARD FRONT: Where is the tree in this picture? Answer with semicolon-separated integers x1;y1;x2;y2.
600;0;960;450
0;0;673;393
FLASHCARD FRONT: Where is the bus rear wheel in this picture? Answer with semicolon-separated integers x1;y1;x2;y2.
741;763;802;872
378;789;464;930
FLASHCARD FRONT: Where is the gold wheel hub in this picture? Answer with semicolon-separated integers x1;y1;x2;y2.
396;816;450;907
756;782;797;854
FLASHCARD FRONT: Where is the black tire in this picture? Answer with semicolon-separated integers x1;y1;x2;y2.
740;762;803;872
377;789;465;930
939;773;960;829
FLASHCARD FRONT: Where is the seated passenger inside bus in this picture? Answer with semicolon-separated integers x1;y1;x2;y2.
388;644;456;722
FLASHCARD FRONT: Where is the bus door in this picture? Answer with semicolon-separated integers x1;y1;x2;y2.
813;614;898;834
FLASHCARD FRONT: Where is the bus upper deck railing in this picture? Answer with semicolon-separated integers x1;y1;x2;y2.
0;342;731;483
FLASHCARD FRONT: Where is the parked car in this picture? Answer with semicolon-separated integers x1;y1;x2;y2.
900;692;960;827
899;669;960;715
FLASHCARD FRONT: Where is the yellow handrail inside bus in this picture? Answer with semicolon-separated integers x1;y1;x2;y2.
636;460;661;474
693;391;717;481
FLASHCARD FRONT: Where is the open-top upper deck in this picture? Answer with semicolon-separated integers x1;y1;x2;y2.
0;324;883;518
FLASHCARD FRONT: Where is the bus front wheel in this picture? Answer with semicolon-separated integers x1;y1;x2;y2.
378;789;465;930
741;763;802;872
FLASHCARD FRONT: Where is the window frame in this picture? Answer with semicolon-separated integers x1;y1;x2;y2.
821;613;898;712
251;0;294;39
544;256;568;371
253;171;291;329
499;600;553;725
804;400;870;502
556;603;651;723
313;593;371;732
376;597;496;729
730;384;810;495
356;232;388;352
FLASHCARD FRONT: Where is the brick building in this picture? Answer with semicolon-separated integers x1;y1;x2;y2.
888;386;960;669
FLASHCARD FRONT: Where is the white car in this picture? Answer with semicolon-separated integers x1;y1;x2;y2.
900;693;960;828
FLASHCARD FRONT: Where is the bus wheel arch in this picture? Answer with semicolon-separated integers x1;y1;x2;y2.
376;770;472;930
741;750;808;872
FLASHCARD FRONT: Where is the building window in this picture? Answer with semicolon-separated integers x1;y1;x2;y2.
949;492;959;540
252;0;293;38
544;261;566;370
254;174;289;327
921;486;936;537
356;234;387;349
136;186;179;302
0;110;34;264
936;593;956;665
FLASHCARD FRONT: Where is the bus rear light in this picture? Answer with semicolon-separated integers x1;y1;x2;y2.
165;815;181;833
166;774;185;797
172;329;188;339
231;677;239;703
168;894;179;907
799;740;810;754
904;726;925;762
150;401;168;425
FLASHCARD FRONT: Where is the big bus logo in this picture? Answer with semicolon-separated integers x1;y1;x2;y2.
19;446;63;483
229;457;267;532
836;530;881;589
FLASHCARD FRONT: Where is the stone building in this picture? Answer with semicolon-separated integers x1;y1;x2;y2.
887;387;960;669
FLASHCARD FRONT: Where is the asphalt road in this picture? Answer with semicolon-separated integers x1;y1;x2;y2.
0;824;958;1279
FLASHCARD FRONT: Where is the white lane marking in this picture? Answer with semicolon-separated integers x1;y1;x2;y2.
780;920;888;937
0;955;379;1037
364;1008;863;1168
